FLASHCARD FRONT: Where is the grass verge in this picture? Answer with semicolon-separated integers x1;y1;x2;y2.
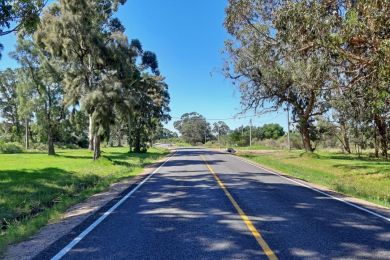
0;147;169;253
239;150;390;208
235;145;276;150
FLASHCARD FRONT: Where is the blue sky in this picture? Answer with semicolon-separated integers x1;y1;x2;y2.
0;0;287;132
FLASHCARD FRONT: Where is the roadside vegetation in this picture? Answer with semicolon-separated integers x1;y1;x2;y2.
0;0;171;160
224;1;389;158
219;0;390;207
0;147;169;253
0;0;173;253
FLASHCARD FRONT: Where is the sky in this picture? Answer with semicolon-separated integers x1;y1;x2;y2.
0;0;288;132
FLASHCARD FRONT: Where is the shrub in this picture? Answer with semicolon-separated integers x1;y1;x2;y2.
0;142;24;154
30;143;47;151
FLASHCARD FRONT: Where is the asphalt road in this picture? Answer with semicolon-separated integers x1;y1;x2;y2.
38;148;390;259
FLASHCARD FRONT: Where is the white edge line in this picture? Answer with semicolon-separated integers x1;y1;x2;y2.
233;155;390;223
51;151;178;260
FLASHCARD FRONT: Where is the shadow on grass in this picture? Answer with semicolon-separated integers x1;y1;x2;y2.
326;154;390;162
0;167;101;230
56;154;93;160
331;164;389;176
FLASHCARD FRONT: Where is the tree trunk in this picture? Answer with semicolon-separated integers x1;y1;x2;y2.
340;121;351;154
108;132;114;147
88;115;94;151
300;118;313;152
93;134;101;160
374;114;388;158
117;129;122;147
134;129;141;153
47;126;55;155
25;118;29;150
374;128;379;158
128;115;132;152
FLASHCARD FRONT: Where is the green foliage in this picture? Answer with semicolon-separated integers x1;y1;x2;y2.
224;0;389;156
0;141;23;154
174;112;212;145
258;123;284;140
212;121;230;136
0;0;45;58
228;123;285;146
1;0;170;159
0;69;22;142
224;0;332;152
154;127;178;140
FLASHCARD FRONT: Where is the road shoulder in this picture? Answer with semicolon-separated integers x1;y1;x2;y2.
233;154;390;221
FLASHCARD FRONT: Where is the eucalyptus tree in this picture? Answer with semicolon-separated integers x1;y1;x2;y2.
129;74;170;152
224;0;332;152
336;1;390;157
174;113;211;145
107;30;165;152
35;0;127;159
13;38;65;155
212;121;230;145
0;0;46;58
213;121;230;137
106;34;142;152
0;69;22;141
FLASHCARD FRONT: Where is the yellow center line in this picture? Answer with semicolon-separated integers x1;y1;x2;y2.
201;155;278;260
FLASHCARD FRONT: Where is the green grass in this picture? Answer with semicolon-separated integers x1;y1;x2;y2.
0;147;169;253
239;150;390;208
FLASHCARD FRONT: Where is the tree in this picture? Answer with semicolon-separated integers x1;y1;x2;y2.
13;38;65;155
35;0;127;159
212;121;230;136
0;68;22;142
107;32;165;153
259;124;284;140
0;0;46;58
212;121;230;145
228;125;250;146
174;112;211;145
128;74;170;152
224;0;332;152
154;127;178;140
335;1;390;158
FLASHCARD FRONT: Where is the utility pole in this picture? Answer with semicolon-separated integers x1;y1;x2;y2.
249;119;252;147
287;104;291;150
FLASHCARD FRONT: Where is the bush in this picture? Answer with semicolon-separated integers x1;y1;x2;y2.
0;142;24;154
252;132;303;150
30;143;47;151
